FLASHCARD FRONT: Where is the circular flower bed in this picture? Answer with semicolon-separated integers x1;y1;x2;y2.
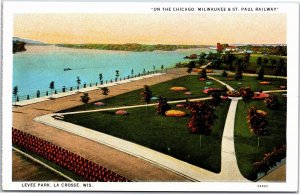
165;110;186;117
115;109;128;115
176;103;185;108
170;86;188;91
199;78;206;81
257;110;267;116
227;90;241;97
260;81;271;85
206;81;213;85
280;85;286;89
94;102;105;106
184;91;192;95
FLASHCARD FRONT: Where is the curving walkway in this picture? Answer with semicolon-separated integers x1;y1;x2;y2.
34;96;248;182
13;69;287;182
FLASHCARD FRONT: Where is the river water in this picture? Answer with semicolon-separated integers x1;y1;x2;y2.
13;45;212;97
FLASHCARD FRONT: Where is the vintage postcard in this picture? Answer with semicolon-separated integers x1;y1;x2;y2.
2;0;299;192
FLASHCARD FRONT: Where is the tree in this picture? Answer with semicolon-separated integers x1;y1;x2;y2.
247;106;269;147
156;96;171;116
187;66;193;74
76;76;81;92
235;59;243;80
99;73;103;84
80;93;90;104
101;87;109;99
257;57;262;67
161;64;164;71
210;91;221;107
13;86;18;105
131;69;134;77
221;70;227;77
140;85;152;109
187;101;217;148
49;81;55;98
156;96;171;128
115;70;120;82
257;65;264;80
264;94;280;109
199;68;207;79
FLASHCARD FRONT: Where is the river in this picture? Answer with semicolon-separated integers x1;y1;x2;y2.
13;45;212;98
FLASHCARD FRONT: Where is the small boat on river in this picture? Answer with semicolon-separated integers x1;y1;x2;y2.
64;67;72;71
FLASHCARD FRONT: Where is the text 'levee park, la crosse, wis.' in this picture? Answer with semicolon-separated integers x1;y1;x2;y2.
11;12;288;184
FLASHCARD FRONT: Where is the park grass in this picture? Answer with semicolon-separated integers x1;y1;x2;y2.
63;100;231;173
13;150;69;181
59;75;223;113
13;145;83;181
210;75;286;91
234;98;287;180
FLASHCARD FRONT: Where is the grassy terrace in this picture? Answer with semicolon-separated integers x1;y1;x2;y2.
210;75;286;91
60;75;224;113
234;98;287;180
64;101;231;173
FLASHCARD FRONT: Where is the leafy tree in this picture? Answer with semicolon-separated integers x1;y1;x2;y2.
210;91;221;107
115;70;119;82
187;66;193;74
257;57;262;67
161;64;164;71
270;58;277;68
240;87;254;104
221;70;227;77
156;96;171;116
76;76;81;91
264;94;280;109
49;81;55;97
263;58;269;66
80;93;90;104
13;86;18;105
101;87;109;98
247;106;269;147
140;85;152;109
187;101;217;148
222;51;236;70
199;68;207;79
257;65;264;80
235;59;243;80
131;69;134;77
99;73;103;84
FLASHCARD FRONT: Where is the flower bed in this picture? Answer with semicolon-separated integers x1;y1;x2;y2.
203;88;223;94
94;102;105;106
226;90;241;97
170;86;188;91
184;91;192;95
259;81;271;85
252;92;270;100
176;103;185;108
12;128;130;182
115;110;128;115
253;145;286;180
165;110;186;117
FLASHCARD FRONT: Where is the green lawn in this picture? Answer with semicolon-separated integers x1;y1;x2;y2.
64;100;231;173
211;75;286;91
60;75;223;113
13;145;84;181
234;98;287;180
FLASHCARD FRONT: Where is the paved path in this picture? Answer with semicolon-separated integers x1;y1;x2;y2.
34;97;248;182
12;69;286;182
12;68;189;181
208;76;235;91
14;73;166;106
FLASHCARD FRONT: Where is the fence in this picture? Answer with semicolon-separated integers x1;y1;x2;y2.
13;69;166;102
12;128;131;182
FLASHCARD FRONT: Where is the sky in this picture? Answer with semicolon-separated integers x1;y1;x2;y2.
14;13;286;45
